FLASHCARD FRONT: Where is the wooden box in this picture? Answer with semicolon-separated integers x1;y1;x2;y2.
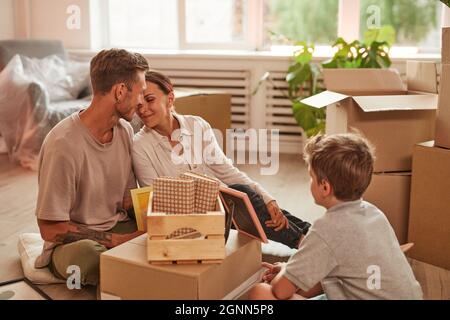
146;193;226;264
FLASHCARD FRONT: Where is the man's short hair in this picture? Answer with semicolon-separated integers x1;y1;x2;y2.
303;133;376;201
90;49;149;95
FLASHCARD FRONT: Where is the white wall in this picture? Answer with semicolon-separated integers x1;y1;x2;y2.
29;0;91;49
0;0;15;39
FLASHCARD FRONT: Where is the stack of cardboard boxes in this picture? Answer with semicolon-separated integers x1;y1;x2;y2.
302;63;439;245
435;28;450;149
407;28;450;270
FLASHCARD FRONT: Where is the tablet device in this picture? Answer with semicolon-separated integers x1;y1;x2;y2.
219;186;268;243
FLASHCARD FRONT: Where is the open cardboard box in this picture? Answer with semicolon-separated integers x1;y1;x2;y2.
100;230;262;300
408;141;450;270
301;62;438;172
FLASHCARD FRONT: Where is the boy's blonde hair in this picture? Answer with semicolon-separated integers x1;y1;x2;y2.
303;133;375;201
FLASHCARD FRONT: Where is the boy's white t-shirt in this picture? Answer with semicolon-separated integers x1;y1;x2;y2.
281;199;423;300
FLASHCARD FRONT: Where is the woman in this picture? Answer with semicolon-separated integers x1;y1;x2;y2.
132;70;310;249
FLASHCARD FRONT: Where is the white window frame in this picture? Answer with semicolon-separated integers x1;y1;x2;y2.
340;0;445;56
267;0;445;57
177;0;263;51
338;0;360;41
103;0;446;57
104;0;264;51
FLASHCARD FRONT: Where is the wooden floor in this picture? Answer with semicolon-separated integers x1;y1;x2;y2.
0;155;96;300
0;153;448;300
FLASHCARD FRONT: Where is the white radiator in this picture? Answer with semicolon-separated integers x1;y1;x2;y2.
158;69;251;130
265;71;304;154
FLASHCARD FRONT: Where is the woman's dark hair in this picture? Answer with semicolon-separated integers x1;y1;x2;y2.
145;70;174;95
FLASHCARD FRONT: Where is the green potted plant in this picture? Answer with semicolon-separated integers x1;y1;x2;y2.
286;42;325;137
287;37;392;137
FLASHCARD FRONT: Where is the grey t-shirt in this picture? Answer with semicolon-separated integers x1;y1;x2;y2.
281;199;423;300
35;111;136;268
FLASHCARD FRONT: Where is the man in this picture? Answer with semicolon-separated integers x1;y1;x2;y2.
35;49;149;287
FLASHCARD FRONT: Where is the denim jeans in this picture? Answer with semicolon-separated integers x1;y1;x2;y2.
229;184;311;249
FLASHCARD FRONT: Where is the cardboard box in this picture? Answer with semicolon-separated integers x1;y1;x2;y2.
435;27;450;148
443;28;450;64
363;172;411;244
435;64;450;149
174;89;231;149
408;142;450;269
100;230;262;299
301;62;438;172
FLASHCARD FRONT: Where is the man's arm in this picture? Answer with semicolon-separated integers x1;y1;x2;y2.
37;219;142;249
123;169;138;211
123;192;133;211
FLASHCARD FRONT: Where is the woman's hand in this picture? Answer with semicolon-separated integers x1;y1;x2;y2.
261;262;285;283
266;200;289;231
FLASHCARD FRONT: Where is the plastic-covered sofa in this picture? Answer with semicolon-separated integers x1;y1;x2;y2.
0;40;91;170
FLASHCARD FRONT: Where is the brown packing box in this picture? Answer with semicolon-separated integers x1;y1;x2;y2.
443;28;450;64
301;62;438;172
100;230;262;299
174;89;232;150
363;172;411;244
435;64;450;149
408;142;450;269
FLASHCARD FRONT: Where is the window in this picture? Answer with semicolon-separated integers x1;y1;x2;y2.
184;0;247;45
106;0;445;55
360;0;442;53
108;0;252;50
108;0;178;49
263;0;339;47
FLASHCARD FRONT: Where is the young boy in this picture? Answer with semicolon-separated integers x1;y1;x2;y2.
248;133;423;300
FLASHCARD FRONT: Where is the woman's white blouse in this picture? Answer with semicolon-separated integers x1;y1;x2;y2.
132;113;275;204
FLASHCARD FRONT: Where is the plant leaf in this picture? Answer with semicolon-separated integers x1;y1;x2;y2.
292;101;318;132
441;0;450;8
322;59;337;69
306;121;325;138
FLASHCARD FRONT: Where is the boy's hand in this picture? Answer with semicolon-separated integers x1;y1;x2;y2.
261;262;285;283
298;234;306;248
266;201;289;231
